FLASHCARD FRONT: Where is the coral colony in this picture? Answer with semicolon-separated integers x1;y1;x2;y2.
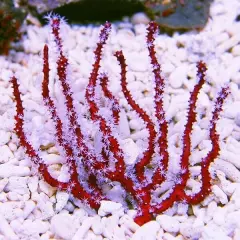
11;15;229;226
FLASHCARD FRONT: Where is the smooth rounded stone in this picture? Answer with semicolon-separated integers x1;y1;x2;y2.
39;180;56;197
117;30;138;50
121;138;140;165
5;177;29;195
156;215;180;233
37;196;55;220
131;12;150;25
189;148;209;165
127;210;137;219
31;115;44;129
0;145;14;163
202;222;231;240
131;221;160;240
166;93;189;120
10;219;22;234
91;215;103;235
102;214;126;239
131;129;149;141
8;142;17;152
84;230;99;240
230;186;240;208
0;178;8;192
235;112;240;127
19;219;49;238
119;214;139;233
217;33;240;54
27;176;38;193
224;101;240;119
190;125;207;149
72;217;94;240
57;165;70;182
98;201;123;217
168;65;188;89
118;110;131;138
180;221;202;240
221;150;240;169
51;213;77;240
23;200;36;219
225;210;240;230
0;164;30;178
7;192;20;201
106;185;126;206
0;201;24;221
0;192;7;202
55;191;69;212
213;159;240;183
213;207;227;226
42;154;66;165
176;203;188;216
232;44;240;56
127;52;149;72
73;208;89;224
0;69;13;82
129;119;142;131
39;230;52;240
63;201;75;212
163;232;178;240
162;62;175;74
206;201;218;220
0;214;18;240
23;99;45;115
0;131;11;146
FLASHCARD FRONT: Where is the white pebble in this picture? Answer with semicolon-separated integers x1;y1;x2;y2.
169;65;187;88
27;176;38;193
131;12;150;25
213;159;240;182
23;200;36;219
0;178;8;192
37;197;55;220
235;112;240;127
156;215;180;233
0;164;30;178
5;177;29;195
72;217;93;240
0;145;14;163
91;215;103;235
131;221;160;240
0;131;11;146
55;191;69;212
43;154;66;165
121;138;140;165
0;214;18;240
51;213;77;240
118;110;131;138
0;201;24;221
98;201;123;217
224;101;240;119
39;180;56;197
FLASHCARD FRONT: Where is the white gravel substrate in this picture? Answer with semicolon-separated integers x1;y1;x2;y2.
0;0;240;239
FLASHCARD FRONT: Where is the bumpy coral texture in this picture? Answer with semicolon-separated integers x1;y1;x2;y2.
11;15;229;225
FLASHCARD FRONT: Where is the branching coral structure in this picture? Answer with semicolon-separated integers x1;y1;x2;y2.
11;15;229;226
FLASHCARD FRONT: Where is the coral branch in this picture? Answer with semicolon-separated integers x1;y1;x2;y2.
99;73;120;125
146;22;170;186
114;50;157;183
188;86;229;204
11;15;230;226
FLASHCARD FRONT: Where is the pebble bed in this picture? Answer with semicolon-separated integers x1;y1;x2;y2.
0;0;240;239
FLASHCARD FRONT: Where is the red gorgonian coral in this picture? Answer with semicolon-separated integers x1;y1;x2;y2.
11;15;229;225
